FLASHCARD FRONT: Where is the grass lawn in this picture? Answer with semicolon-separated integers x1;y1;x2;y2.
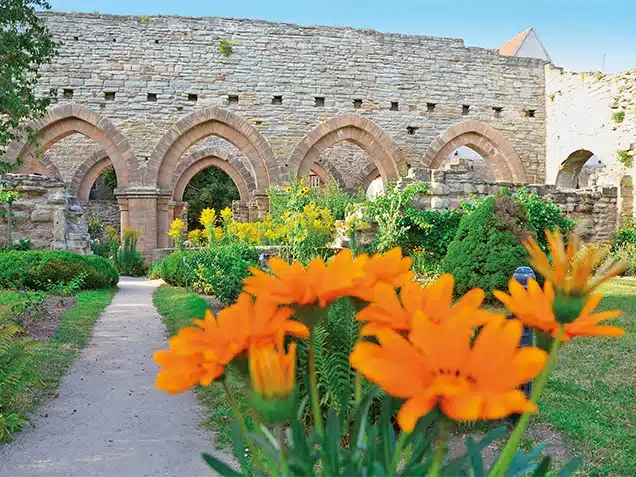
1;288;114;441
537;278;636;476
153;285;250;450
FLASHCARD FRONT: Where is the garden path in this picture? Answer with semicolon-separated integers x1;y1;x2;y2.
0;277;230;476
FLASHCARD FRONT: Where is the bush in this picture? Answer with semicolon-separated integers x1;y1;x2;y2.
404;208;463;261
611;218;636;252
157;243;260;305
0;251;119;290
442;196;528;296
113;229;146;277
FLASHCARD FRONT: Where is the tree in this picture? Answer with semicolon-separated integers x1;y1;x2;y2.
183;168;240;230
0;0;57;162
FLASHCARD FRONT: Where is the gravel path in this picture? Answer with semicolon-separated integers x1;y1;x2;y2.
0;277;229;477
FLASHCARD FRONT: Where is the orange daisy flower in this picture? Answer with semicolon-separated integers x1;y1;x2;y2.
525;229;625;296
243;249;367;307
348;247;414;302
154;294;309;393
350;315;547;431
356;273;495;334
494;278;624;340
249;342;297;400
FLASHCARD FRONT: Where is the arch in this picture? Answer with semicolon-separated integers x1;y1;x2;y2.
423;120;527;183
360;167;382;192
147;107;279;191
555;149;596;189
35;156;63;180
69;149;114;201
4;103;139;188
289;114;405;183
172;147;254;203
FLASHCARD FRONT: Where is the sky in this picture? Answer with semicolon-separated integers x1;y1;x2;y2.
47;0;636;73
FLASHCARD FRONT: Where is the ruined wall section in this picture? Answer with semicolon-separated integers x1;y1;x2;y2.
36;12;547;189
545;64;636;186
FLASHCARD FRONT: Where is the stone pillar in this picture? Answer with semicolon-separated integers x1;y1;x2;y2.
117;196;130;233
117;189;160;257
619;175;634;226
252;191;270;220
156;194;172;249
232;200;249;223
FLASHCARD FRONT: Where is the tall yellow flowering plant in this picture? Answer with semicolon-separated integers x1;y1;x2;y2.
154;231;624;476
167;218;186;251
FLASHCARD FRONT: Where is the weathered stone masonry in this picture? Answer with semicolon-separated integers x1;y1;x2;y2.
5;12;549;253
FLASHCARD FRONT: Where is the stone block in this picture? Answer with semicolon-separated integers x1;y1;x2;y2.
31;208;53;223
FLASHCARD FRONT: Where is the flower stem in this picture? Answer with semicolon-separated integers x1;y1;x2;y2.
390;430;410;477
430;418;449;477
488;326;564;477
354;371;362;404
222;378;264;473
308;332;324;437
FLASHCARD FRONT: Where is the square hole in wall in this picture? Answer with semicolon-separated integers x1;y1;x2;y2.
525;109;536;117
353;99;363;109
104;91;116;101
462;105;470;115
147;93;158;102
390;101;399;111
112;38;117;43
272;95;283;105
49;88;58;102
426;102;436;112
315;96;325;107
73;36;79;41
188;93;198;102
154;39;160;44
63;88;74;99
492;106;503;117
406;126;419;135
228;94;239;105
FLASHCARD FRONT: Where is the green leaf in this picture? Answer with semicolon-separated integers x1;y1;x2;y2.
532;456;552;477
466;436;485;477
230;419;251;474
202;453;243;476
554;456;582;477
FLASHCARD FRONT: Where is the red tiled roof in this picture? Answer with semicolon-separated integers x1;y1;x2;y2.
499;28;532;56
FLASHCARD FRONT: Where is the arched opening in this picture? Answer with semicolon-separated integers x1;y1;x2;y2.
441;146;497;181
170;145;254;233
289;114;405;185
423;120;526;183
555;149;604;189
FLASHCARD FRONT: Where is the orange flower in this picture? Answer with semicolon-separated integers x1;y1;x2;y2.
350;315;547;431
357;273;495;334
154;294;309;393
243;249;367;307
348;247;414;302
494;278;624;340
525;229;624;295
249;343;297;399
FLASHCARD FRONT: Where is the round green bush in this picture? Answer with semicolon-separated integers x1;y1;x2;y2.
441;196;528;297
0;250;119;290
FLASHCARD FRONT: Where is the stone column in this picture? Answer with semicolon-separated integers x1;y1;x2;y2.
232;200;249;222
252;191;270;220
117;189;161;257
156;194;172;249
117;196;130;234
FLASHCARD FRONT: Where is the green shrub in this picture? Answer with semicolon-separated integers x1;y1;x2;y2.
515;189;575;252
0;251;118;290
442;196;528;296
612;218;636;252
157;243;259;305
611;243;636;276
113;229;146;277
404;208;463;260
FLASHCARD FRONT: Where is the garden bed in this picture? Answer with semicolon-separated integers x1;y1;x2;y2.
20;295;76;340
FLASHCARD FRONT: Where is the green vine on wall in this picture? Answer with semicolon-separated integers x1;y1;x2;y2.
219;39;233;57
617;149;633;168
612;110;625;123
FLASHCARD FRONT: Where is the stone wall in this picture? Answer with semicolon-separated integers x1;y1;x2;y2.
0;175;91;253
85;200;121;232
34;11;547;184
407;160;618;243
545;64;635;191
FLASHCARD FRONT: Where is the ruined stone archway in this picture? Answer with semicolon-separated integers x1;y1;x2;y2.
360;167;382;192
147;107;279;191
4;103;139;188
555;149;596;189
172;148;254;203
423;120;527;183
288;115;405;183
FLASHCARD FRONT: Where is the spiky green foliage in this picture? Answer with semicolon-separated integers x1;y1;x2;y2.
0;323;32;440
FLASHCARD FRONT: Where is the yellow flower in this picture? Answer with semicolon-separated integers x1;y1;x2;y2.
168;218;185;239
249;343;296;400
350;315;547;431
214;226;223;242
494;278;624;341
220;207;233;222
524;229;624;296
285;186;292;194
300;186;309;196
200;208;217;228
